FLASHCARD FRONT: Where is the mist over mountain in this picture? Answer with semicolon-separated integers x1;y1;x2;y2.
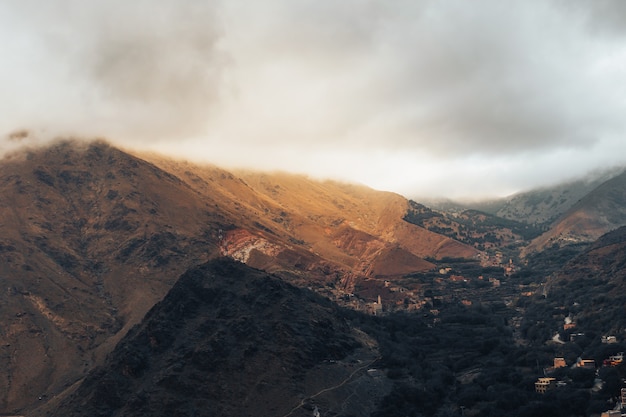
524;170;626;255
424;167;624;226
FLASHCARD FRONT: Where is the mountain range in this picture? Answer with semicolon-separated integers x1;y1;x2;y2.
2;139;626;416
0;139;472;414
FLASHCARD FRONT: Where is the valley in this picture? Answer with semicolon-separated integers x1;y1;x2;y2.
1;139;626;416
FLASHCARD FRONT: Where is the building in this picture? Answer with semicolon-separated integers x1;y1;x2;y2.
621;387;626;408
535;377;556;394
577;359;595;370
600;411;620;417
554;357;566;368
603;353;623;367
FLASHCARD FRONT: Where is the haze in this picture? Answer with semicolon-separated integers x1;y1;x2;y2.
1;0;626;199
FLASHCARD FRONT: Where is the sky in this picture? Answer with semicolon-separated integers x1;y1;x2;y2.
1;1;626;200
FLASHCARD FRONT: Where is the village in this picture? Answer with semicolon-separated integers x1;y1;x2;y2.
320;250;626;417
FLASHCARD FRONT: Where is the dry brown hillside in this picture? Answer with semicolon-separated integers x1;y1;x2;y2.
0;139;477;414
0;141;225;412
142;157;478;285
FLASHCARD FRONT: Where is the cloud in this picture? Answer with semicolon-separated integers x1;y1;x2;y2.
0;0;226;141
211;1;626;157
1;0;626;198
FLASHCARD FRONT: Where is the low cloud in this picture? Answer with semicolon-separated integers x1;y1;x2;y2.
1;0;225;141
1;0;625;198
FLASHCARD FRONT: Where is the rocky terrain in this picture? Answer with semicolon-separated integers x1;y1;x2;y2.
0;141;222;412
492;172;618;225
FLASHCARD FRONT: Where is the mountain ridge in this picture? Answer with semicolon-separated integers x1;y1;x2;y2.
524;170;626;254
0;139;475;413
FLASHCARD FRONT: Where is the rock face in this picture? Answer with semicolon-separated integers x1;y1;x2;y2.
42;258;385;417
0;139;475;413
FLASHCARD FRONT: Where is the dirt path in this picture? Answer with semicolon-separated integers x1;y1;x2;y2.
281;355;381;417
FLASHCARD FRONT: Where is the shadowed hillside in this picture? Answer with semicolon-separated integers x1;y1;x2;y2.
545;226;626;335
525;171;626;254
38;258;387;417
0;140;221;412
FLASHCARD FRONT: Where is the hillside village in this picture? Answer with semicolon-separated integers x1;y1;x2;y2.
320;241;626;417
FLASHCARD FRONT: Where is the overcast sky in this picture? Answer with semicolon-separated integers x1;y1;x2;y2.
1;1;626;199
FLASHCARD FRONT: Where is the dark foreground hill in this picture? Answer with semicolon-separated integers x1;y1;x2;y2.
545;226;626;335
0;140;222;412
38;258;387;417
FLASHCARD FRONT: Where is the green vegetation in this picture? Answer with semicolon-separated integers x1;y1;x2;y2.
351;298;626;417
357;235;626;417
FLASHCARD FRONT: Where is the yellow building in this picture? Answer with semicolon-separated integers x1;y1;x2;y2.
577;359;595;369
535;377;556;394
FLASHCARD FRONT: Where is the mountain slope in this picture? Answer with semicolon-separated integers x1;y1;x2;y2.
40;258;387;417
403;201;542;251
0;140;222;412
546;226;626;335
0;139;477;413
141;155;479;286
495;173;618;225
525;171;626;254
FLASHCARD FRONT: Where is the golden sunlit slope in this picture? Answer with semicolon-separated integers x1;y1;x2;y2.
234;172;478;271
141;157;479;284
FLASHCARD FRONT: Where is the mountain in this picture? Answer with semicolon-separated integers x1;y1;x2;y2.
0;139;476;414
140;153;478;288
544;226;626;336
494;173;619;225
36;258;387;417
5;139;626;417
403;201;542;252
0;141;221;412
524;171;626;254
423;168;622;229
